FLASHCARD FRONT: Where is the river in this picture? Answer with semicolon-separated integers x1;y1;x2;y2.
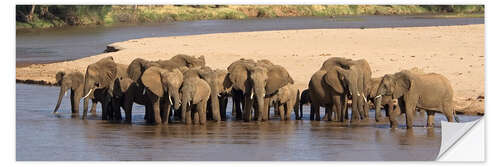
16;16;483;161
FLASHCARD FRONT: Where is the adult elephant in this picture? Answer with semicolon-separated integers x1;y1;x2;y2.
141;66;184;124
375;70;458;129
82;57;126;120
199;67;232;122
336;59;372;121
248;62;294;121
366;77;400;122
180;68;211;124
227;59;257;121
308;69;347;121
53;71;86;116
308;57;351;121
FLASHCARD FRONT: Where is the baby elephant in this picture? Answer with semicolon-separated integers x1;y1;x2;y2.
181;71;211;125
272;84;300;120
375;70;458;129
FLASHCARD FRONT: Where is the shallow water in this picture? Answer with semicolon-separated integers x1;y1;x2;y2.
16;16;483;66
16;83;482;161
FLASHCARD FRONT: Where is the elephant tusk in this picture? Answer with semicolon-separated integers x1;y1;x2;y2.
362;93;367;103
168;95;173;104
250;91;254;100
218;94;221;97
64;91;68;97
374;95;382;99
82;88;94;99
142;88;146;95
187;101;190;106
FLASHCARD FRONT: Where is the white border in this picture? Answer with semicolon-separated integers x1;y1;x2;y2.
4;0;494;166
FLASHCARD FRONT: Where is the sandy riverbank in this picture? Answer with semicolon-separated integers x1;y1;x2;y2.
16;24;484;114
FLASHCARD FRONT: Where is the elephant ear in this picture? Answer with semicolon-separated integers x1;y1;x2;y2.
222;71;233;90
197;55;206;67
324;69;344;93
141;67;164;97
265;66;293;95
393;71;413;98
95;57;117;88
55;71;65;85
127;58;148;82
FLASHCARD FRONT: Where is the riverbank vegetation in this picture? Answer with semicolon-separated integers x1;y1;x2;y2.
16;5;484;29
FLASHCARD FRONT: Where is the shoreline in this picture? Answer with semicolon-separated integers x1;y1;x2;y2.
16;24;484;115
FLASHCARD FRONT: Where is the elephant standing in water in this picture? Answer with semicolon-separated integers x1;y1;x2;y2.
336;59;372;121
82;57;128;120
366;77;400;122
53;71;93;116
271;83;300;120
198;67;232;122
180;68;211;124
375;70;458;129
308;57;351;121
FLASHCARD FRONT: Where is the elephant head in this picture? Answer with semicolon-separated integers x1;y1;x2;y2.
374;72;413;117
336;67;358;97
169;54;206;68
199;68;232;121
83;57;118;114
141;67;184;110
160;69;184;110
53;71;84;113
249;64;294;121
127;58;154;83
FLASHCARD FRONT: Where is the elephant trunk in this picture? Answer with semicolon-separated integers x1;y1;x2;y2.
210;91;221;121
53;86;67;113
181;94;189;123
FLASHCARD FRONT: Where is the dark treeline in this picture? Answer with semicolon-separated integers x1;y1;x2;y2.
16;5;484;29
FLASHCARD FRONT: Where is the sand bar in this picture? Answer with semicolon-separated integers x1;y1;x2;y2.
16;24;485;114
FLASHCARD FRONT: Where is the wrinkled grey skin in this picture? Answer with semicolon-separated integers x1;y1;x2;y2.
141;67;184;125
82;57;120;120
248;63;294;122
53;71;86;116
271;84;300;120
180;69;211;124
126;55;205;122
366;77;400;122
199;67;232;122
308;57;351;121
375;70;457;129
336;59;372;121
227;59;257;121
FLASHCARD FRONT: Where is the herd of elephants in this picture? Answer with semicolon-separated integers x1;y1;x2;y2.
53;54;459;129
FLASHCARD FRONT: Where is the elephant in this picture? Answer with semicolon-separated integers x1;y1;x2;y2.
227;59;258;120
247;62;294;122
53;71;86;116
366;77;400;122
298;89;311;120
198;67;232;122
180;69;211;124
375;70;458;129
308;69;347;121
82;57;122;120
141;66;184;124
336;59;372;121
271;83;300;120
308;57;351;121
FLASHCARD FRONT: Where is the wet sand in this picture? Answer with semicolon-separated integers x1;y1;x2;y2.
16;24;485;114
16;84;482;161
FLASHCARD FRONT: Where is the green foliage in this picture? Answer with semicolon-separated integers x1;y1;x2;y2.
16;5;484;29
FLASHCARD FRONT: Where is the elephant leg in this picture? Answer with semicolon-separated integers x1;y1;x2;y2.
442;103;455;123
313;103;321;121
243;95;252;122
220;97;228;121
426;110;435;127
152;99;162;125
124;99;133;123
162;99;171;124
286;103;293;121
278;103;285;121
186;105;192;124
192;107;200;124
199;101;207;124
71;90;81;117
333;96;341;122
234;94;243;120
404;100;415;129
